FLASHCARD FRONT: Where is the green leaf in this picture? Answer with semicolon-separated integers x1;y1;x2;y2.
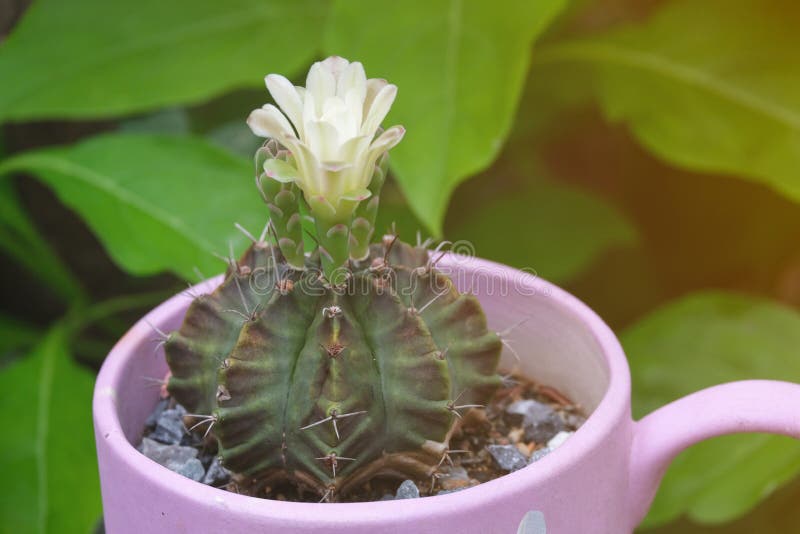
0;313;40;367
623;291;800;527
535;0;800;204
0;323;100;533
0;180;86;303
0;134;265;281
447;174;636;283
0;0;327;121
324;0;568;235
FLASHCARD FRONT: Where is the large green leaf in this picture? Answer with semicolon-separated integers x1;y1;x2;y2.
535;0;800;204
623;291;800;527
0;324;99;534
324;0;568;235
0;180;86;303
0;0;326;121
448;177;636;283
0;313;40;368
0;134;265;280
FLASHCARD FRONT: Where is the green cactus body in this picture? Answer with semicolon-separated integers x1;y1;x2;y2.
166;240;501;497
167;57;503;499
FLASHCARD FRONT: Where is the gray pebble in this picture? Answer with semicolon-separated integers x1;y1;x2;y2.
562;413;586;429
202;456;231;486
395;479;420;499
139;437;198;466
149;405;187;444
528;447;550;464
507;399;563;444
174;458;205;482
144;399;169;428
547;431;573;450
487;444;527;472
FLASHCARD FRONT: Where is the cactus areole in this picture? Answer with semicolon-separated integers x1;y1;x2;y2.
164;57;502;500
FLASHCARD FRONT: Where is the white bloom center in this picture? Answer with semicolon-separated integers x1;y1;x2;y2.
247;56;404;221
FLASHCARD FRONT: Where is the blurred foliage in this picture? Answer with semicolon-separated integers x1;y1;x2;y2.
325;0;568;233
0;134;263;280
0;324;99;534
0;0;326;120
1;0;799;533
624;292;800;526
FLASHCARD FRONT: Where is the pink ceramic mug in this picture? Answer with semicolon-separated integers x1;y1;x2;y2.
93;255;800;533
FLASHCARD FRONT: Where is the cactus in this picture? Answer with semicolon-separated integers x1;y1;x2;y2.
164;57;502;500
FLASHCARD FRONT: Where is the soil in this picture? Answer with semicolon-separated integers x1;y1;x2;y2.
141;375;586;503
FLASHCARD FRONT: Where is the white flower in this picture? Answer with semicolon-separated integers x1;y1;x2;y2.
247;56;404;222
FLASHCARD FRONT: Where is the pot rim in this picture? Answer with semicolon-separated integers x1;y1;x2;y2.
93;254;631;522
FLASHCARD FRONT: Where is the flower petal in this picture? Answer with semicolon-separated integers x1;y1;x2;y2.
320;56;350;77
336;61;367;101
363;78;387;117
247;104;295;139
262;158;299;183
340;188;372;201
306;61;336;112
360;84;398;137
265;74;304;137
369;125;405;153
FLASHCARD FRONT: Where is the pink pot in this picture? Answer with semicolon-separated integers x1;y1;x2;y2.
93;255;800;533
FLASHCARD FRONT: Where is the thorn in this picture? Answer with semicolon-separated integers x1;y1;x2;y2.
299;409;367;441
213;251;237;271
258;220;270;243
181;282;200;300
318;485;335;503
429;471;443;494
235;222;258;244
416;289;447;315
497;316;535;338
447;403;484;419
447;390;484;419
322;305;342;318
233;276;251;316
144;319;169;341
318;246;334;263
315;452;356;478
185;413;218;438
192;266;206;282
382;233;398;264
500;338;522;366
437;449;470;468
500;373;520;388
141;375;167;388
152;339;168;355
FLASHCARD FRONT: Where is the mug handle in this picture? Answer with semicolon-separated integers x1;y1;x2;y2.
627;380;800;529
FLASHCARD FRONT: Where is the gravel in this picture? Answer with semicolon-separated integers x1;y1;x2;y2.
202;456;231;486
507;399;564;444
148;405;187;444
528;447;551;464
487;444;528;472
394;480;421;499
139;437;198;466
546;431;573;451
174;458;205;481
